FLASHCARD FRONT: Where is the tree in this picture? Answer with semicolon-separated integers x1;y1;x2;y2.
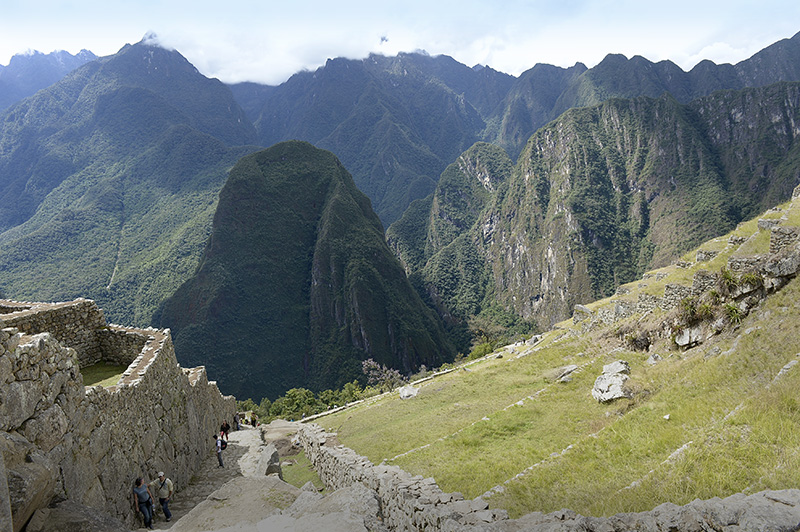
362;359;406;393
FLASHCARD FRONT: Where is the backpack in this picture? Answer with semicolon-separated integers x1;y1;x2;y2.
220;439;227;450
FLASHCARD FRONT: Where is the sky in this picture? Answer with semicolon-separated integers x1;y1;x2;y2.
2;1;799;85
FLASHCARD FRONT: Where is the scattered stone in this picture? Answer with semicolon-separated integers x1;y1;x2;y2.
646;353;662;365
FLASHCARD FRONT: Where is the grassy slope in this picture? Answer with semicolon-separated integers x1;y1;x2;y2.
317;197;800;518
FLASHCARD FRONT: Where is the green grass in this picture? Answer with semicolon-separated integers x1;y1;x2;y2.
280;451;326;492
81;362;127;387
314;215;800;518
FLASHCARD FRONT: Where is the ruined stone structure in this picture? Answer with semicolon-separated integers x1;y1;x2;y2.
0;298;235;531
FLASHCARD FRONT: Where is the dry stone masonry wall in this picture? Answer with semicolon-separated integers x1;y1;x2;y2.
0;298;236;531
298;423;508;531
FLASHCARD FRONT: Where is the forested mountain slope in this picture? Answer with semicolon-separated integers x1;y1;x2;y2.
0;49;97;111
159;141;455;400
0;40;259;324
390;82;800;328
231;32;800;227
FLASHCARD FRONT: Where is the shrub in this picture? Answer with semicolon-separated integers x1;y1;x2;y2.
718;267;738;296
724;303;744;325
740;271;763;288
362;358;407;393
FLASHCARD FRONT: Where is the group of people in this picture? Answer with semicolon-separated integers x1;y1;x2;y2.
133;413;258;527
132;472;174;529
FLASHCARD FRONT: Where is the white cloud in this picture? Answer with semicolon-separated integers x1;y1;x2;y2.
1;0;799;85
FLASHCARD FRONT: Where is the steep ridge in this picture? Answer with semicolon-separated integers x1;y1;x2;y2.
389;81;800;330
492;30;800;157
159;141;455;401
0;40;259;325
231;31;800;223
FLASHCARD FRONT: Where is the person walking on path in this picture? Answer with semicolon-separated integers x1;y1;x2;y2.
150;471;174;522
220;420;231;440
233;413;240;431
132;477;156;530
215;434;225;467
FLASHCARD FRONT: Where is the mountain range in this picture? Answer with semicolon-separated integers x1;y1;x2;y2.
1;32;800;398
0;49;97;112
233;31;800;228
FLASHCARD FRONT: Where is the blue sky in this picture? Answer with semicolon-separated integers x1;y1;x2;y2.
2;1;799;85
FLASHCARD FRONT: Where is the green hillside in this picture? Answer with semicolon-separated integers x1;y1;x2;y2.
317;192;800;518
159;141;455;400
0;41;258;325
389;82;800;332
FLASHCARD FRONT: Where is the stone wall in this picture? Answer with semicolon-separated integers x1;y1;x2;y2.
770;226;800;254
0;299;236;531
298;423;507;531
0;299;106;367
660;284;692;310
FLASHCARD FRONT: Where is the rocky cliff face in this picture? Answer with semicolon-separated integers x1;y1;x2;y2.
160;141;455;400
390;82;800;329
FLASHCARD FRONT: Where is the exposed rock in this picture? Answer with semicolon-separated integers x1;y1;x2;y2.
170;476;300;532
557;365;579;383
0;452;12;532
399;385;420;399
572;305;593;323
24;501;128;532
602;360;630;375
491;488;800;531
675;325;704;348
646;353;662;365
592;361;631;403
592;373;631;403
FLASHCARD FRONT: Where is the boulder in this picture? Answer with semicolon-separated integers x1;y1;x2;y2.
256;442;283;480
592;373;631;403
602;360;630;375
675;325;703;348
592;360;631;403
398;385;419;399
